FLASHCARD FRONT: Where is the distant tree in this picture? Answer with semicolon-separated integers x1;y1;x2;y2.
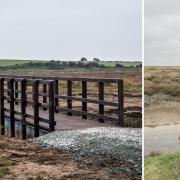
115;63;124;68
80;57;88;62
93;58;100;62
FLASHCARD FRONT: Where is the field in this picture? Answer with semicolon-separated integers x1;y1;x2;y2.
145;66;180;96
0;59;141;67
145;66;180;126
145;152;180;180
0;60;34;66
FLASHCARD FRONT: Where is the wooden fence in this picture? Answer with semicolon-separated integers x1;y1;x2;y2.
0;75;124;139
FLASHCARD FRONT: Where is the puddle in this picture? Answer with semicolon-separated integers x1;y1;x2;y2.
4;118;47;139
145;124;180;155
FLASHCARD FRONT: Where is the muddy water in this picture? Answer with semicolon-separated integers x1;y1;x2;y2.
4;118;47;139
145;124;180;155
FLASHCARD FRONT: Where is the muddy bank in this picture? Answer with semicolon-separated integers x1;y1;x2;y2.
0;136;140;180
145;94;180;127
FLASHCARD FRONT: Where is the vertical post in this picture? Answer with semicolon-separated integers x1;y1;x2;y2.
33;80;39;137
15;81;19;105
67;80;72;116
118;80;124;126
9;79;15;137
0;78;5;135
43;84;47;110
7;80;10;103
49;81;55;132
98;81;104;123
82;81;87;119
54;80;59;113
21;79;26;139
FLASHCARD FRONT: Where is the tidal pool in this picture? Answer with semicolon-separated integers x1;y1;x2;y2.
145;124;180;155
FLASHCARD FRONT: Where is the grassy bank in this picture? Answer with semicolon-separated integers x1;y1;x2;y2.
145;66;180;96
145;151;180;180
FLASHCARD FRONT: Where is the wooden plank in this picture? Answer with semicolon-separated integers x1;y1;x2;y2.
42;84;47;110
49;81;55;132
118;80;124;126
21;79;26;139
82;81;87;119
0;75;120;83
0;78;5;135
56;107;118;122
54;80;59;113
98;82;104;123
9;79;15;137
55;95;118;107
67;81;72;116
15;81;19;105
33;80;39;137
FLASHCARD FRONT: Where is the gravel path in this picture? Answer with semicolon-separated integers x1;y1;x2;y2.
34;127;142;176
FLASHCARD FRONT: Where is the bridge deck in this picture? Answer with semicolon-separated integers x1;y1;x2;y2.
4;103;114;131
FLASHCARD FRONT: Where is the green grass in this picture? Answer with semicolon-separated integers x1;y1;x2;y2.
145;151;180;180
0;60;34;66
0;158;16;178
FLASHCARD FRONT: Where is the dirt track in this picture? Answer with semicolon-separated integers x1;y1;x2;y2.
0;136;140;180
145;94;180;127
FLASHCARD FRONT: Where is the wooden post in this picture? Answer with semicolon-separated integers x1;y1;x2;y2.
21;79;26;139
98;81;104;123
43;84;47;110
82;81;87;119
33;80;39;137
54;80;59;113
118;80;124;126
9;79;15;137
0;78;5;135
15;81;19;105
49;81;55;132
67;80;72;116
7;80;10;103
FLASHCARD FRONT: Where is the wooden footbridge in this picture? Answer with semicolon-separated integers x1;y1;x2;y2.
0;75;124;139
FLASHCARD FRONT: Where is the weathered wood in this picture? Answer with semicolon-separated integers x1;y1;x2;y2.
98;82;104;123
82;81;87;119
21;79;26;139
33;80;39;137
9;79;15;137
54;80;59;113
118;80;124;126
15;81;19;104
0;78;5;135
42;84;47;110
49;81;55;132
67;80;72;116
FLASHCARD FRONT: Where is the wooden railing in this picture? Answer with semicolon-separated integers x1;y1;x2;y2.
0;75;124;139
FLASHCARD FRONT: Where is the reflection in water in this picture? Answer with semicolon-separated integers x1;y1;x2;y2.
145;124;180;155
4;118;47;139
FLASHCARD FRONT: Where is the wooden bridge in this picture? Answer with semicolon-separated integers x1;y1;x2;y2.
0;75;124;139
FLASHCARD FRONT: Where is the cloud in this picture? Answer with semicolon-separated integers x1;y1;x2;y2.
145;0;180;65
0;0;142;61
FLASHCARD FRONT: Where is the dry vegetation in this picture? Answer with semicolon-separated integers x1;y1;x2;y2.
145;66;180;126
1;70;142;97
145;66;180;96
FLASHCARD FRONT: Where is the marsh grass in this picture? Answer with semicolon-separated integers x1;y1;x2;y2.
145;67;180;96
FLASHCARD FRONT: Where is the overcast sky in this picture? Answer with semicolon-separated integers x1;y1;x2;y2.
0;0;142;61
145;0;180;65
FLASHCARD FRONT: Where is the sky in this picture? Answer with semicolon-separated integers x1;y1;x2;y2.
145;0;180;65
0;0;142;61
